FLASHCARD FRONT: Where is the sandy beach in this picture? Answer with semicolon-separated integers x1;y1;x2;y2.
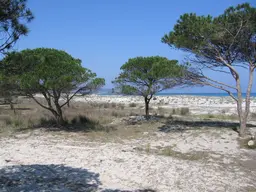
74;94;256;115
0;95;256;191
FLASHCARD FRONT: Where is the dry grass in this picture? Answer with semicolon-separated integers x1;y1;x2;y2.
194;113;238;120
0;97;159;139
155;107;190;117
135;144;208;161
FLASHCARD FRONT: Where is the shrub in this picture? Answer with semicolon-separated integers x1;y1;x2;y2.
39;117;58;127
3;117;12;125
12;118;23;128
118;104;125;110
111;103;117;108
103;103;109;108
180;107;190;116
129;103;137;107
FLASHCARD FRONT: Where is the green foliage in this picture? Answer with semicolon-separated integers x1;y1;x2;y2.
113;56;185;116
1;48;105;125
0;74;20;105
162;3;256;67
162;3;256;136
0;0;34;54
113;56;184;96
3;48;105;96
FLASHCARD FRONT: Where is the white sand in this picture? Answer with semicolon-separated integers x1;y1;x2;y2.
74;94;256;115
0;128;255;191
2;94;254;191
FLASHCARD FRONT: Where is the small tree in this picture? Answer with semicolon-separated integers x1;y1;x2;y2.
0;0;34;54
162;3;256;137
2;48;105;125
113;56;185;117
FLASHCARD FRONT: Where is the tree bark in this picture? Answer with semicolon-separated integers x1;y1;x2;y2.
239;65;254;137
54;97;65;126
235;64;254;137
144;97;150;118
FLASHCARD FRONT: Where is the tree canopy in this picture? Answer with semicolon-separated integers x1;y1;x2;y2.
2;48;105;125
0;0;34;54
113;56;185;116
162;3;256;67
161;3;256;136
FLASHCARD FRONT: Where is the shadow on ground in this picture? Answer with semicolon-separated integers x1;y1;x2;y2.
0;164;155;192
158;119;256;133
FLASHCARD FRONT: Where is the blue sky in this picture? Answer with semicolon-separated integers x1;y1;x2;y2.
16;0;256;93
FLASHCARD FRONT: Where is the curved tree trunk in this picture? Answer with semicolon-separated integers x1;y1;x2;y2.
51;109;65;126
239;65;254;137
54;101;65;126
236;65;254;137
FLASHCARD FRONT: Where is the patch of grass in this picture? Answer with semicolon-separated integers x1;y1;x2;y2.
167;107;190;116
135;145;207;161
161;146;173;156
68;115;115;132
103;103;111;108
180;107;190;116
195;113;238;120
111;103;117;108
118;104;125;110
3;116;12;125
39;117;57;127
159;147;205;161
145;143;151;153
111;111;119;117
129;103;137;107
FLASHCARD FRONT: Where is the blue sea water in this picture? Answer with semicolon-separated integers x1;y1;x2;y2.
97;89;256;98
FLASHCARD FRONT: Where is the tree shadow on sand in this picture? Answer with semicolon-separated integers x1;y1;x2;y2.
158;118;256;133
0;164;155;192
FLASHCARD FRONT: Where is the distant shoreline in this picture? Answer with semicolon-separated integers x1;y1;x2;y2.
97;92;256;98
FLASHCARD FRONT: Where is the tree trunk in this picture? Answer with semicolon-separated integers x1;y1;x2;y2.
56;115;65;126
144;97;150;118
55;103;65;126
236;92;244;136
235;65;254;137
239;65;254;137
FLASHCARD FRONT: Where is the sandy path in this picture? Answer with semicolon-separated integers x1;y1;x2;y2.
0;129;255;192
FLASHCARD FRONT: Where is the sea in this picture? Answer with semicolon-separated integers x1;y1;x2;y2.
97;89;256;98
